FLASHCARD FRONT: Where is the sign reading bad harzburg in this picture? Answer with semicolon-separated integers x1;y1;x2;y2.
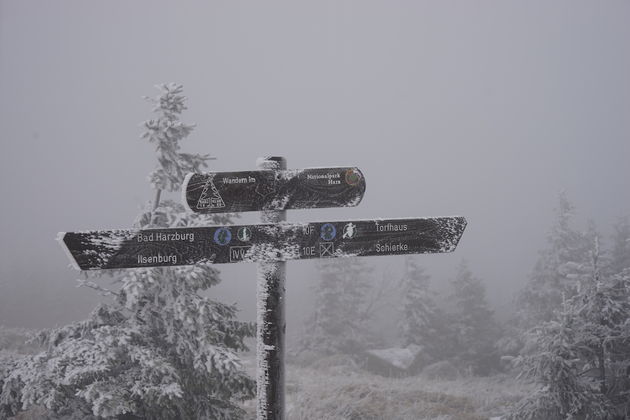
60;217;467;270
183;167;366;213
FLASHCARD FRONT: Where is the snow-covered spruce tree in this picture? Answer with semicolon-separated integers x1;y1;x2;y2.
508;236;630;419
506;316;610;420
0;351;22;419
603;217;630;416
608;216;630;277
568;236;630;417
299;257;377;357
399;257;446;365
448;260;499;374
0;84;254;419
517;192;592;328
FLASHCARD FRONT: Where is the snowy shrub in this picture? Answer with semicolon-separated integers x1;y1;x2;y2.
0;84;254;419
507;319;611;420
508;235;630;419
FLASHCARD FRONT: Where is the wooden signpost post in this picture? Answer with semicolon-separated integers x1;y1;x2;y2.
59;157;467;420
255;157;287;420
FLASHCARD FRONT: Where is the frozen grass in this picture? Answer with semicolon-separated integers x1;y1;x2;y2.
240;355;533;420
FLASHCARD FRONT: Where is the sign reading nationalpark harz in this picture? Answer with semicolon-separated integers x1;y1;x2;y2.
183;167;366;213
59;217;467;270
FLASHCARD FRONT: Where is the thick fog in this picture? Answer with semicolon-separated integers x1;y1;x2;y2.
1;1;629;336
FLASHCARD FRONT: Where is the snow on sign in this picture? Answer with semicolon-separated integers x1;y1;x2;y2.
183;167;366;213
58;217;467;270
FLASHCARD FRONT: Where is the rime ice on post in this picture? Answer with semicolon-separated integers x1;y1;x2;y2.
256;156;286;420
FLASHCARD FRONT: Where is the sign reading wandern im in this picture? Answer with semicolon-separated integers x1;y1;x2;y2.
183;166;366;213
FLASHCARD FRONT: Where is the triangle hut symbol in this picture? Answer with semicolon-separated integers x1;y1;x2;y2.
196;175;226;210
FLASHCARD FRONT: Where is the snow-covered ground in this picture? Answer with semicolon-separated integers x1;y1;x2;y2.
240;354;532;420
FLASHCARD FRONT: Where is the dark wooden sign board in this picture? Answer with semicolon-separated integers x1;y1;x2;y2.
183;167;366;213
59;217;467;270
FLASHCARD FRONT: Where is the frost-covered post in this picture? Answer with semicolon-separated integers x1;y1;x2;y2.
256;156;287;420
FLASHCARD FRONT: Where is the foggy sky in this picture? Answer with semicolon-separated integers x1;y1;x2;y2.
1;1;629;331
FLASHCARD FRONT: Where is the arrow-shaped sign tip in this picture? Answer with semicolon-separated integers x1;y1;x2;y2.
57;232;81;271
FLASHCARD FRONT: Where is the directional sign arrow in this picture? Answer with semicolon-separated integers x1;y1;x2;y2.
59;217;466;270
183;167;366;213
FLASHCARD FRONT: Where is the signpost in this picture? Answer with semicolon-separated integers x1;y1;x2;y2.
58;157;467;420
255;157;287;420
